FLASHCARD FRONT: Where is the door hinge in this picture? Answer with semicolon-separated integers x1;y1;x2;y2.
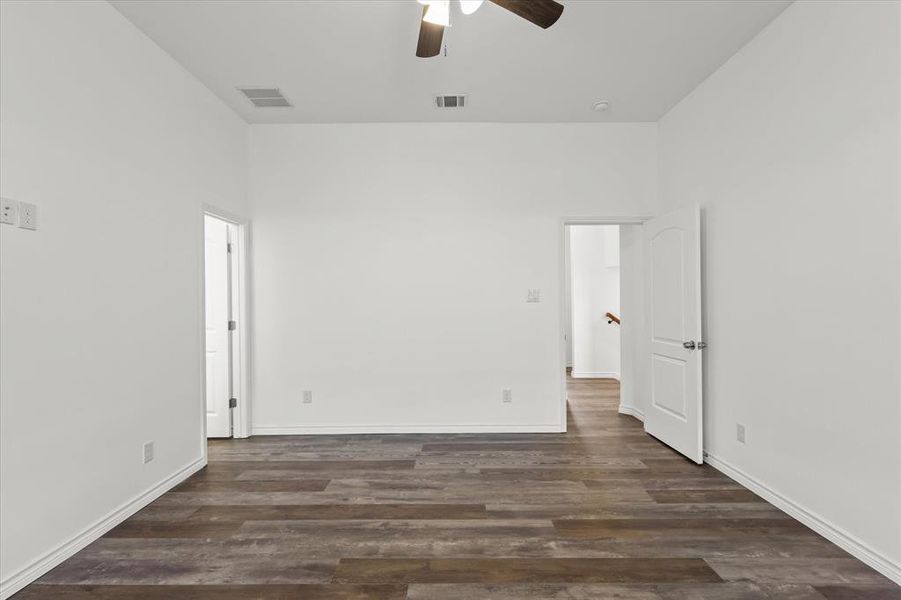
226;242;232;254
228;320;237;331
229;397;237;408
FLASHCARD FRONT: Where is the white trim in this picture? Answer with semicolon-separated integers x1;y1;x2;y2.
562;216;651;225
704;452;901;586
571;371;620;379
0;457;206;600
252;424;566;435
196;211;209;460
618;405;645;421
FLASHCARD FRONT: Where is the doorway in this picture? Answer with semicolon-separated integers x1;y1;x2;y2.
565;224;622;380
560;208;704;464
203;209;250;439
559;217;646;436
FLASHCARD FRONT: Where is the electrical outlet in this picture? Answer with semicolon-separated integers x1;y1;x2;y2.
143;441;154;464
736;424;746;444
17;202;36;230
502;388;513;403
526;289;541;303
0;198;17;225
303;390;313;404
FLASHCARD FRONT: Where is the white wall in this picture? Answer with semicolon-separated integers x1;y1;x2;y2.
0;1;248;595
658;0;900;581
249;123;656;433
569;225;621;379
618;225;647;418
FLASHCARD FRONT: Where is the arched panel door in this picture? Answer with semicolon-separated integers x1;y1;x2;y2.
643;205;704;463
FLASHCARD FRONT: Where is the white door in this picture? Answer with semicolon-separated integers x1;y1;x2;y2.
644;205;704;463
204;215;231;438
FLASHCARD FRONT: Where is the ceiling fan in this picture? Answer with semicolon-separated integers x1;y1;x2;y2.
416;0;564;58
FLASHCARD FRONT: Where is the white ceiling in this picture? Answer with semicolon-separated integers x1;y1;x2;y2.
110;0;791;123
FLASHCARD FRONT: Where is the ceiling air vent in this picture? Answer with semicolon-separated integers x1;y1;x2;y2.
435;94;466;109
238;88;293;108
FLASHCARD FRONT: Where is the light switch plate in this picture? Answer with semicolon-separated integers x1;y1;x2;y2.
526;289;541;303
18;202;36;230
0;198;17;225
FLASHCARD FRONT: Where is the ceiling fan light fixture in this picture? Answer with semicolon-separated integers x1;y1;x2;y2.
459;0;484;15
423;0;451;27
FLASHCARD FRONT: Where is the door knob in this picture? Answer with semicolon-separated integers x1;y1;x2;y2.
683;341;696;350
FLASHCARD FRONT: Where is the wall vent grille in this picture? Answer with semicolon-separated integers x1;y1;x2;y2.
238;88;293;108
435;95;466;109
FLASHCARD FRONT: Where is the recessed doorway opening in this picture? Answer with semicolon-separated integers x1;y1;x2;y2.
565;224;622;380
559;218;647;434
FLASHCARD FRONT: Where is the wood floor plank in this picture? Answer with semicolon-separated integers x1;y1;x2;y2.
105;521;242;539
487;502;791;520
36;557;338;585
174;479;331;493
553;518;808;539
13;584;407;599
199;460;416;471
333;558;723;584
707;558;895;585
405;582;829;600
191;503;487;521
646;489;766;504
482;468;728;481
815;585;901;599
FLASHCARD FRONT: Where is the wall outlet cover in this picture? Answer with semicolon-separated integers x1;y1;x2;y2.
18;202;36;230
502;388;513;403
736;424;746;444
526;289;541;303
0;198;17;225
303;390;313;404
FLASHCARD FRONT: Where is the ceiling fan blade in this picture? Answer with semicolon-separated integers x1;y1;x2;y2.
416;6;445;58
488;0;564;29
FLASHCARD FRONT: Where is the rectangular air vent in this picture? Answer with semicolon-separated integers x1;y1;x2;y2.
238;87;293;108
435;94;466;109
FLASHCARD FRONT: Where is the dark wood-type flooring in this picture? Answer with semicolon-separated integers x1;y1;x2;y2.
16;375;900;599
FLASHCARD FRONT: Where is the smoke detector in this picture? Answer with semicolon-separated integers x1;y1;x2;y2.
435;94;466;109
238;88;293;108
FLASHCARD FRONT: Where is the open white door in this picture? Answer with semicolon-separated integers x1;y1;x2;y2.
204;215;231;438
644;205;704;463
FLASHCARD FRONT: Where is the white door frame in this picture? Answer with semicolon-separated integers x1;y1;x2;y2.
202;204;252;439
557;216;650;431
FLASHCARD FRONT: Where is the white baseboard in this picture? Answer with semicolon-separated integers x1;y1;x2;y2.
0;456;207;600
252;424;566;435
704;452;901;586
618;405;645;421
570;371;620;380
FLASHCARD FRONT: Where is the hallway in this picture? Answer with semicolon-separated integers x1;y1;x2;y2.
17;376;898;599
